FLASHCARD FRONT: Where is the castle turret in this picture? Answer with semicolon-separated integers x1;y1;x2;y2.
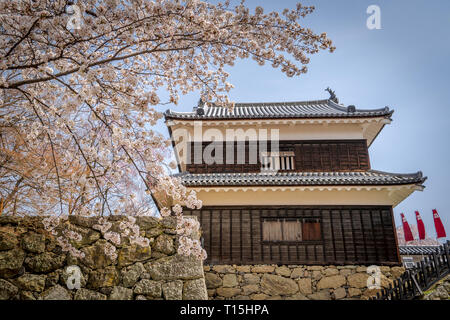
163;92;426;266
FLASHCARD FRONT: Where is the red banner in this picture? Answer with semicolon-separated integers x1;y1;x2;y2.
415;211;426;240
401;213;414;242
432;209;447;238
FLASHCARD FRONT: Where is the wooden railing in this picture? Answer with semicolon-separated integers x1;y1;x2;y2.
261;151;295;171
370;240;450;300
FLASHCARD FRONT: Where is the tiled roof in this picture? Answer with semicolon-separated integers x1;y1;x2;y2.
164;99;393;120
174;170;426;187
399;246;441;255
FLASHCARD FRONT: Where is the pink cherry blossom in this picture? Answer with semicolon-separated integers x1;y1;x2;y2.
0;0;334;260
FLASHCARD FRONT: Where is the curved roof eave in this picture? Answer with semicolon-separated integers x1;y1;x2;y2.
164;99;394;121
173;170;426;188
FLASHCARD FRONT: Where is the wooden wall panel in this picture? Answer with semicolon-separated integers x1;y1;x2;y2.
186;140;370;173
221;210;230;262
210;210;221;262
231;209;241;262
292;140;370;172
187;205;399;265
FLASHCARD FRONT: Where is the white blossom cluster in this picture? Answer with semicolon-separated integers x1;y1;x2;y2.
104;231;121;246
57;236;85;259
42;216;63;236
93;216;149;259
153;176;203;211
43;216;85;258
177;216;206;260
119;216;150;247
176;216;206;260
178;236;206;261
104;241;118;261
150;176;207;258
92;217;113;234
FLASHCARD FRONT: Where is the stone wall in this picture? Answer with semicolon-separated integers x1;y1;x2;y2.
0;216;207;300
204;264;405;300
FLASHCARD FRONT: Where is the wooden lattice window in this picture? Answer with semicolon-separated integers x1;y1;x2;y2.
262;218;321;242
260;151;295;171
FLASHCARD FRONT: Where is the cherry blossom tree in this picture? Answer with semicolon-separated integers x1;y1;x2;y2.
0;0;334;260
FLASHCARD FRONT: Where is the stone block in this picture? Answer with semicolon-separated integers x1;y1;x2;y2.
307;290;331;300
183;278;208;300
14;273;46;292
275;266;291;277
317;275;346;289
297;278;312;295
0;279;18;300
74;288;107;300
212;265;235;274
235;265;251;273
81;240;115;269
133;279;162;298
41;285;72;300
0;248;25;278
333;287;347;300
88;266;119;288
347;273;370;289
120;262;145;288
250;293;269;300
0;230;18;251
153;234;175;255
243;273;260;285
251;265;275;273
222;274;238;287
205;273;222;289
260;274;298;295
162;280;183;300
290;267;305;279
109;286;134;300
242;284;259;295
145;254;203;280
216;287;241;298
118;244;151;268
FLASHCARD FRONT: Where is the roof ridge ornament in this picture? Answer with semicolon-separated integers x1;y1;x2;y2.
196;98;205;116
325;87;339;103
347;105;356;113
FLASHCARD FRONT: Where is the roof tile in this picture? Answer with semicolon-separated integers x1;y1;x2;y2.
174;170;426;187
165;99;393;120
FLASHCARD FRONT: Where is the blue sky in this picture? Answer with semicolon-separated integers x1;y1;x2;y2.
157;0;450;241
